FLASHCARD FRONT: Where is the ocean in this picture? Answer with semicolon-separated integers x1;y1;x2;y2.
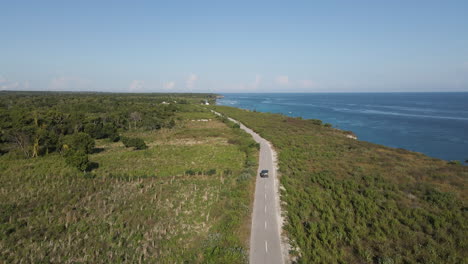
217;93;468;163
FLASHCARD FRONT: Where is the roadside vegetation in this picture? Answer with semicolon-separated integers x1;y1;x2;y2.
212;105;468;264
0;92;256;263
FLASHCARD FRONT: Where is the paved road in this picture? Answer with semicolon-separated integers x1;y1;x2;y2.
211;110;284;264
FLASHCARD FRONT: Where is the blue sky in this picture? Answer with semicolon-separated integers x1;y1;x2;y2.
1;0;467;92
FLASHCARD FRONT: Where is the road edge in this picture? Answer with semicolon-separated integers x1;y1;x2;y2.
267;140;291;264
210;109;291;264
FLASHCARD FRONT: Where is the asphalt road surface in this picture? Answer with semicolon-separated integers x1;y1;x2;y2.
211;110;284;264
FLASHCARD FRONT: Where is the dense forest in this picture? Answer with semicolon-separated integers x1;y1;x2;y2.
212;105;468;264
0;92;255;263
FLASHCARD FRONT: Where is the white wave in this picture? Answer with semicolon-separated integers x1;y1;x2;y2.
359;109;468;121
218;99;238;105
363;104;468;115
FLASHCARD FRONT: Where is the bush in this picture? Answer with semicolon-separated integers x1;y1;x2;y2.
185;169;196;175
85;122;120;140
102;123;119;140
108;133;120;142
310;119;323;125
61;132;95;154
65;150;89;172
84;123;101;138
206;169;217;176
121;137;148;150
424;188;457;208
237;172;251;182
249;142;260;150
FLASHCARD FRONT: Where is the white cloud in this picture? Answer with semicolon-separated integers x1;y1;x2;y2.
129;80;145;92
275;75;289;86
23;80;30;89
0;76;29;90
186;73;198;90
163;81;175;90
1;81;20;90
297;79;315;88
50;77;68;90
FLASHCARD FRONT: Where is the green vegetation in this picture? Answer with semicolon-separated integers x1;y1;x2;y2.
64;150;90;172
121;136;148;150
0;92;256;263
62;132;96;154
212;105;468;264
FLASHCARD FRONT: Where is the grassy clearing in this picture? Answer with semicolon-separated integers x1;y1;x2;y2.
0;101;258;263
93;143;244;178
212;105;468;264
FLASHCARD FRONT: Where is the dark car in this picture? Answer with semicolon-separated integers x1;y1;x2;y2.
260;169;269;178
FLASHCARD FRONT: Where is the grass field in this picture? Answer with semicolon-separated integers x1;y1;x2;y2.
0;106;258;263
212;105;468;264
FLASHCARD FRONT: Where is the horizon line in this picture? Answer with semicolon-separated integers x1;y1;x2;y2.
2;90;468;94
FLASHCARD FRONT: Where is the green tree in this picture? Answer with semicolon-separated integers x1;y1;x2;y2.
84;123;100;138
102;123;119;141
62;132;95;154
121;137;147;150
65;150;89;172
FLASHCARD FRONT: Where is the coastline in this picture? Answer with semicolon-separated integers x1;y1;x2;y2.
210;104;468;263
216;93;468;164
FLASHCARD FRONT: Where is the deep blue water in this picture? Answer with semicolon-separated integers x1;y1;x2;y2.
217;93;468;162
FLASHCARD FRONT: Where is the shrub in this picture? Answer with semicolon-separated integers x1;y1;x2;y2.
108;133;120;142
424;188;457;208
84;123;101;138
85;123;119;140
185;169;196;175
65;150;89;172
237;172;251;182
249;142;260;150
206;169;217;176
61;132;95;154
102;123;119;141
310;119;323;125
121;137;148;150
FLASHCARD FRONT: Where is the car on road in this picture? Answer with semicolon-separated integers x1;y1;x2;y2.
260;169;269;178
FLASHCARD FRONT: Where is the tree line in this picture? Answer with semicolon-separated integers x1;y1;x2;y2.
0;92;211;170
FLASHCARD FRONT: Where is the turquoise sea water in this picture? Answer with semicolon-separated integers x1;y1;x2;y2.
217;93;468;163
